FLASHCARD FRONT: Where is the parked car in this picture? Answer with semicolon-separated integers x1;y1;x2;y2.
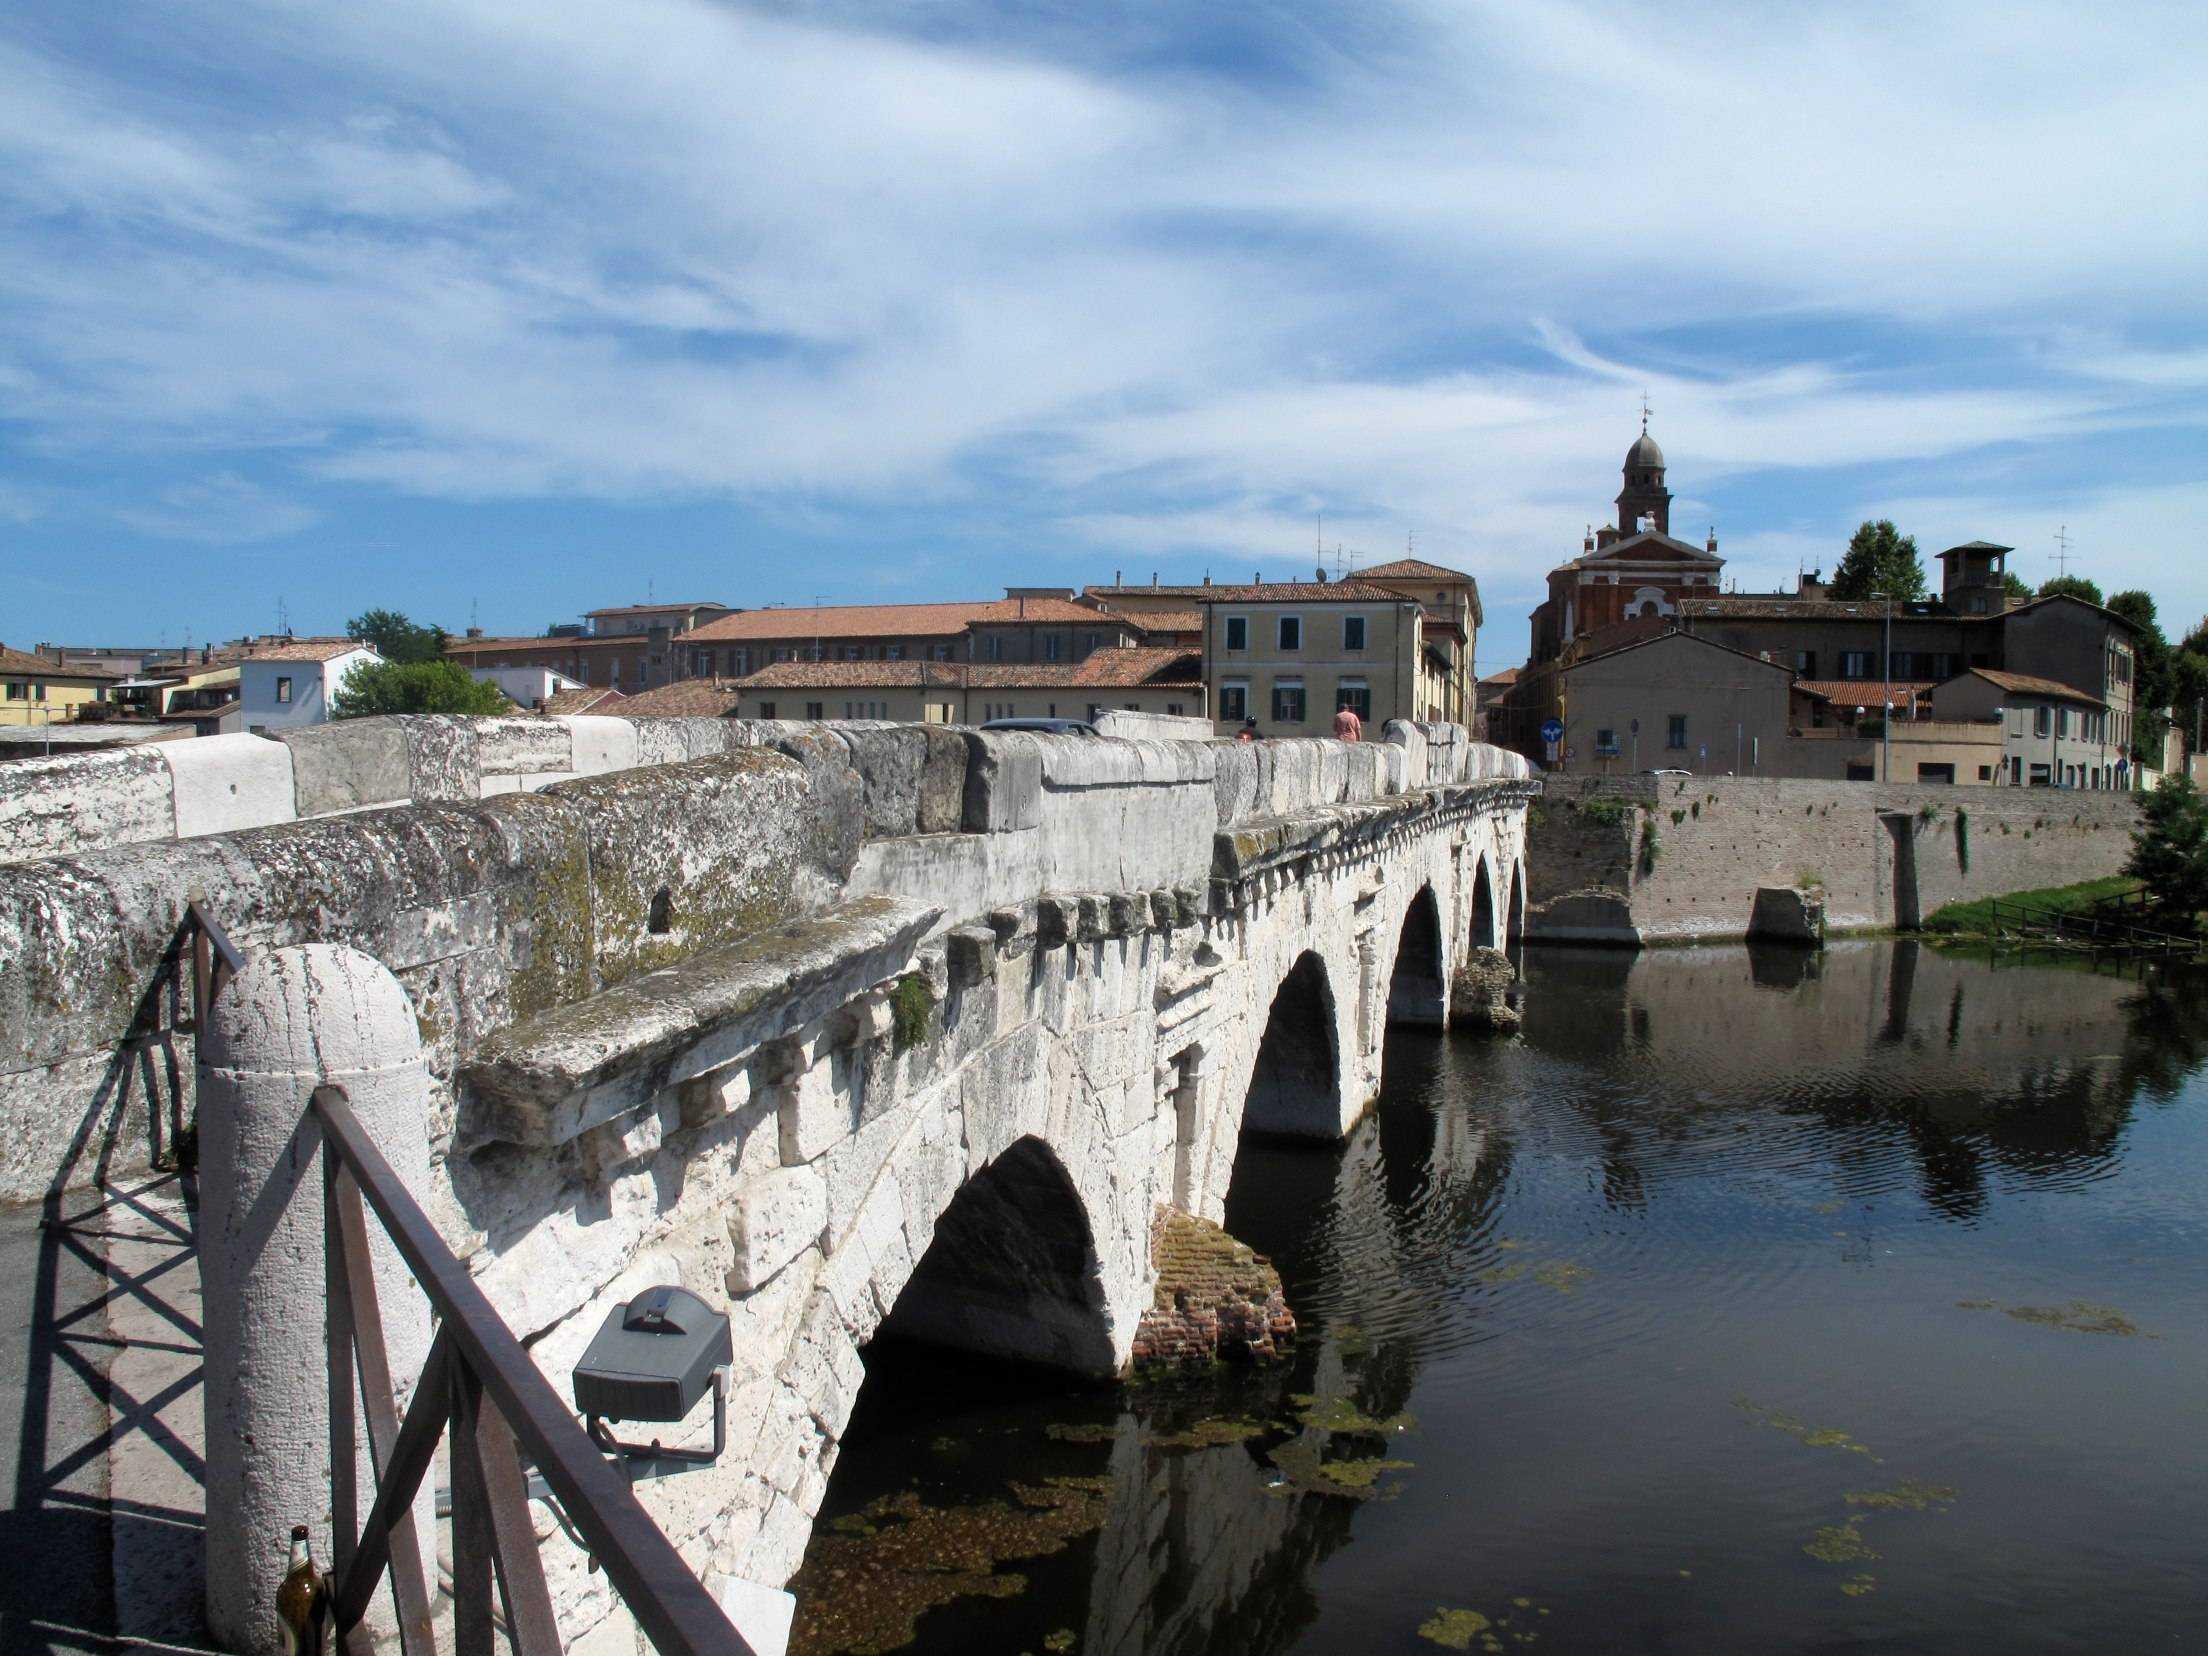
1643;767;1691;777
980;717;1098;736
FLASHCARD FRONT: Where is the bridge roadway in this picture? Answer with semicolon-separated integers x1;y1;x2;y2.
0;712;1532;1651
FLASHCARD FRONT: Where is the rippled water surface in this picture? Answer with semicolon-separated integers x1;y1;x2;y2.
791;942;2208;1654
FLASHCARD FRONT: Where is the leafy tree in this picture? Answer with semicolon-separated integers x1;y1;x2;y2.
1828;520;1926;602
330;659;511;719
346;607;449;665
2036;574;2104;606
2124;774;2208;933
2002;571;2033;604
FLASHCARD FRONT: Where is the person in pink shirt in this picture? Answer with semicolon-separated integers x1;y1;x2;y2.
1333;706;1363;742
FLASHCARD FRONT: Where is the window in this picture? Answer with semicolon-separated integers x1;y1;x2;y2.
885;645;902;661
1343;615;1367;651
985;635;1003;661
1218;682;1248;722
805;701;824;719
1794;650;1816;676
2029;762;2051;786
773;647;791;663
3;683;22;701
275;676;293;704
2034;706;2051;738
1224;616;1248;651
1666;714;1687;750
690;649;712;676
1271;679;1306;723
1841;651;1873;679
760;702;776;719
1918;763;1955;784
2057;708;2071;737
1278;616;1302;651
1044;634;1062;662
1083;632;1099;652
1977;765;1993;781
1336;678;1370;719
1595;728;1619;756
1167;702;1184;716
1846;762;1875;781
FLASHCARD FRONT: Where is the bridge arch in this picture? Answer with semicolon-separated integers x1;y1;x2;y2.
1244;950;1344;1139
1469;853;1499;951
878;1133;1117;1377
1386;883;1448;1029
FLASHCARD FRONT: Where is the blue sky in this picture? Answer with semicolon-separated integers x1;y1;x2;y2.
5;0;2207;665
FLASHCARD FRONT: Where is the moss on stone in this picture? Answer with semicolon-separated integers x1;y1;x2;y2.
890;971;935;1052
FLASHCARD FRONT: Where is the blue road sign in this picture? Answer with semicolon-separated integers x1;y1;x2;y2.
1539;718;1564;743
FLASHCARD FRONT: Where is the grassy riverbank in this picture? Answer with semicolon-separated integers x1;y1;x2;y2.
1921;876;2142;936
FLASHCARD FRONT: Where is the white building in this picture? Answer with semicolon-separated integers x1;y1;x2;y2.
468;663;585;710
239;640;382;733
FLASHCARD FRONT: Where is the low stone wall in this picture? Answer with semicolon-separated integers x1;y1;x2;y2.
1528;774;2140;942
1094;709;1213;741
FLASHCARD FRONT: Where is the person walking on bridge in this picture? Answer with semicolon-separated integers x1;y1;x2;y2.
1333;705;1363;742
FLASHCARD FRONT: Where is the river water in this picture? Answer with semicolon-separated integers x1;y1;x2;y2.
789;942;2208;1654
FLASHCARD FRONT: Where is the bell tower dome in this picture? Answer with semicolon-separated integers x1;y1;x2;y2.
1615;418;1671;536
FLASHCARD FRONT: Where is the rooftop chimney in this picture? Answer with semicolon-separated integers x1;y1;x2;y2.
1202;574;1211;586
1583;524;1594;553
1150;572;1158;587
1115;569;1123;587
467;626;484;639
1707;526;1718;553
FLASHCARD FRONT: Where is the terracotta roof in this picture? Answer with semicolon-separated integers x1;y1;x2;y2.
615;679;747;717
1794;680;1937;708
583;602;726;617
1194;581;1407;604
1955;669;2104;705
241;639;374;663
1679;596;1954;622
1477;666;1520;687
1360;556;1475;583
1069;646;1201;688
542;686;626;715
1564;629;1798;678
1115;608;1202;635
736;647;1202;693
685;599;1063;645
0;643;125;678
445;634;638;655
1083;584;1219;600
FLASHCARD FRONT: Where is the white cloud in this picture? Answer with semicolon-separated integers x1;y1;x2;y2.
114;473;319;543
0;0;2202;646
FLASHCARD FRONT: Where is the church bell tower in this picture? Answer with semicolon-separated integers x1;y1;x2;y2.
1615;414;1671;536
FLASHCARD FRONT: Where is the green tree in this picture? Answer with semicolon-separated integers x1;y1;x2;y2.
2037;574;2104;606
1828;520;1926;602
2002;571;2033;604
329;659;511;719
346;608;449;665
2124;774;2208;933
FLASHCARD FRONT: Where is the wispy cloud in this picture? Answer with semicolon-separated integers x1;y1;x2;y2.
0;0;2202;643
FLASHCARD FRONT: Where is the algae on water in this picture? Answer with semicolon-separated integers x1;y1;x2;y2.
1418;1608;1493;1649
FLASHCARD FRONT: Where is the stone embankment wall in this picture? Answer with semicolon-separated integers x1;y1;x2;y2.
4;710;1531;1645
1528;774;2141;943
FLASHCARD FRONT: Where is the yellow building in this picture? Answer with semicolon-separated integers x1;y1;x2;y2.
1357;556;1483;726
1197;580;1432;736
0;643;122;727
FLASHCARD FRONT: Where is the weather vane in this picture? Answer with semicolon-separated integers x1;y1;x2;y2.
1640;389;1652;433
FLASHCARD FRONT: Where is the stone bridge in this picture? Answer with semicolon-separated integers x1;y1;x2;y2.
0;712;1531;1649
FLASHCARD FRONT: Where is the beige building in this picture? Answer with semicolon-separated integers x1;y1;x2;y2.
1345;557;1482;727
0;643;121;726
1197;580;1431;736
1558;631;1818;775
730;647;1202;726
586;601;734;637
1933;669;2129;789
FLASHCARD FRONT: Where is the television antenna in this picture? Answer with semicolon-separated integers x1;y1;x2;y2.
2051;525;2074;579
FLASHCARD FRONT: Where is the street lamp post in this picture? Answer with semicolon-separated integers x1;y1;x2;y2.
1871;590;1894;783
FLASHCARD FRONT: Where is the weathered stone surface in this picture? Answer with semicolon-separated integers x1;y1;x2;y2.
914;726;967;834
565;715;643;778
161;734;297;840
394;715;484;801
475;715;573;778
1131;1207;1294;1365
960;731;1042;833
1448;946;1521;1034
761;730;865;886
835;726;924;839
1210;739;1258;826
462;896;939;1147
1526;888;1641;946
946;924;997;987
1748;884;1827;945
0;746;175;864
274;719;414;815
727;1166;830;1291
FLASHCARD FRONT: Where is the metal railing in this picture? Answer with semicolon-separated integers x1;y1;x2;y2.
1984;895;2201;954
310;1087;753;1656
122;897;247;1169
